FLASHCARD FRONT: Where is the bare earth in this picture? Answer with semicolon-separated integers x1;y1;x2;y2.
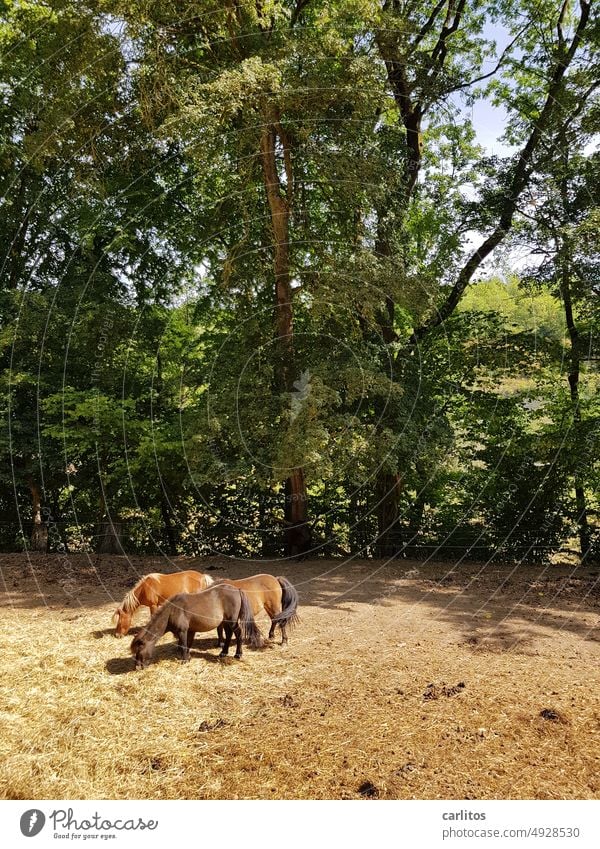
1;554;599;800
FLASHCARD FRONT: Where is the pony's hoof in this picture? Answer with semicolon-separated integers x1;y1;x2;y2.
234;654;242;660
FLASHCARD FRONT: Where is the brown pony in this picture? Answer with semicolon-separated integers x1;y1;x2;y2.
214;574;299;646
114;570;214;636
130;583;264;668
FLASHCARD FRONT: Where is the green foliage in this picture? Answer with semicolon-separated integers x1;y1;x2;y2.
0;0;598;559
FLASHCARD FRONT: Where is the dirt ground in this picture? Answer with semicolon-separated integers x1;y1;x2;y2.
0;553;599;800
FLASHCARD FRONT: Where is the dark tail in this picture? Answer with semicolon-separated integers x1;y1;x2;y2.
272;577;300;631
238;590;265;649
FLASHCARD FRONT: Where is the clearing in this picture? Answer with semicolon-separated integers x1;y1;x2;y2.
1;554;599;799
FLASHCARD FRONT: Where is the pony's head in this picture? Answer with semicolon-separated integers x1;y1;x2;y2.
113;607;132;637
130;630;153;670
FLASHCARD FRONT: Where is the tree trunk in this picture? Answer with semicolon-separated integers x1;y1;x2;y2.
284;469;310;557
96;492;123;554
160;491;177;555
154;345;178;556
50;490;70;552
97;520;123;554
7;165;37;291
374;472;403;558
371;213;403;541
260;108;310;557
557;235;591;562
407;492;427;547
555;131;592;564
28;479;48;552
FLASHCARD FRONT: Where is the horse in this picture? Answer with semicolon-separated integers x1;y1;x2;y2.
113;570;214;636
130;583;264;668
213;574;299;646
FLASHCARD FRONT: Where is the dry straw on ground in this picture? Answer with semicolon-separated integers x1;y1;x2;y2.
1;554;599;799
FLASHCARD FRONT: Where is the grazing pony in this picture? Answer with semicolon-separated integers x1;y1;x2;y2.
214;574;299;646
130;583;264;668
114;570;214;636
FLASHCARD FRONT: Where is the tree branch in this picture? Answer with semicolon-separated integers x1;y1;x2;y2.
411;0;592;343
290;0;311;27
439;23;531;96
376;0;468;200
274;118;294;208
429;0;466;74
557;0;570;49
412;0;448;51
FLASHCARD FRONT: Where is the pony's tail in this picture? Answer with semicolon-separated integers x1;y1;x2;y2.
238;590;265;649
272;577;300;631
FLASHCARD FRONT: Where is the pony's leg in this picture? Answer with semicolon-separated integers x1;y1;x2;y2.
220;623;233;657
217;624;224;647
265;599;281;642
266;600;288;644
233;623;243;659
186;630;196;657
176;628;190;662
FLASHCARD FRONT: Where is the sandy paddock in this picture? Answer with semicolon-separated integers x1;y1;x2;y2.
0;554;599;799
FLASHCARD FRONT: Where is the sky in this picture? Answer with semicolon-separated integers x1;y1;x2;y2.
466;19;516;158
471;98;513;156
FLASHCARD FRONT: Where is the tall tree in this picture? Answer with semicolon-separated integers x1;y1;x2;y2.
368;0;596;555
518;134;599;560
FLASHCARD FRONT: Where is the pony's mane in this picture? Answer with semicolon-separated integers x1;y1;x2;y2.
119;573;155;613
138;600;173;645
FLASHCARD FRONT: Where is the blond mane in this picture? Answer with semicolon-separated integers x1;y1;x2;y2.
118;571;212;613
119;573;156;613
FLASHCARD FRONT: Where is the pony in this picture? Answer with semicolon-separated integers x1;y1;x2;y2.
130;583;264;668
213;574;299;646
113;570;214;636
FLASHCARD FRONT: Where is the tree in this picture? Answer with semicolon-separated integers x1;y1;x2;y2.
368;0;596;554
518;136;599;560
1;0;598;562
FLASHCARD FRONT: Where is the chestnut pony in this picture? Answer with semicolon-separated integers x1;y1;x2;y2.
130;583;264;668
213;574;299;645
114;570;214;636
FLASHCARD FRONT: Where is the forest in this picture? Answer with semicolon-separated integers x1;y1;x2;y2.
1;0;598;564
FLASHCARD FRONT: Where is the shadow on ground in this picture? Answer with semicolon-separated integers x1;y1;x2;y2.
2;553;599;652
105;634;247;675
